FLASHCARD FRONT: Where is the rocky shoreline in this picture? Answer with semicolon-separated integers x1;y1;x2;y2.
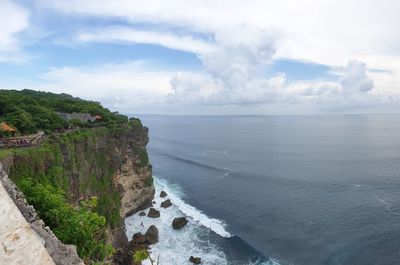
0;164;202;265
129;190;201;264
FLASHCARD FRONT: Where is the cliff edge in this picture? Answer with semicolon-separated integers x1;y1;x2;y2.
0;124;155;264
0;163;83;265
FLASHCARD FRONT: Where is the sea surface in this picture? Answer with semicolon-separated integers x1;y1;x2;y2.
125;115;400;265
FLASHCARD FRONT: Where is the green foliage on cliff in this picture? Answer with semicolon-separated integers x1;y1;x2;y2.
18;179;114;262
9;129;123;228
0;89;152;264
2;128;135;262
0;89;128;134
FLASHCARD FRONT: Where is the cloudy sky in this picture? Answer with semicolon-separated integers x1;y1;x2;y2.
1;0;400;114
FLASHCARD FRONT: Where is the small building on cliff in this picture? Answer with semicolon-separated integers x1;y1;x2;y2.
0;122;16;137
57;112;102;123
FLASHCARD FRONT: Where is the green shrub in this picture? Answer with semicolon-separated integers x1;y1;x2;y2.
144;176;154;187
19;178;114;263
138;148;149;168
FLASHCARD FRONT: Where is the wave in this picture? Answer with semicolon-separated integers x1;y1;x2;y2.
202;149;229;156
219;172;231;179
376;195;392;211
125;176;279;265
156;177;232;238
155;151;230;173
151;136;195;147
125;177;229;265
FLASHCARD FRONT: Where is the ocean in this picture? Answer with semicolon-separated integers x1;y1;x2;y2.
125;114;400;265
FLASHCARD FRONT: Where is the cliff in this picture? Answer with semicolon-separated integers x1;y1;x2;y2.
0;166;83;265
0;124;155;264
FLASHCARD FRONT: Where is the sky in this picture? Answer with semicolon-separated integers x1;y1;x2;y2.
1;0;400;115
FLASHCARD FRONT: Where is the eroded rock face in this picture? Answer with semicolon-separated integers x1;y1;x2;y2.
115;155;154;218
147;208;160;218
172;217;188;229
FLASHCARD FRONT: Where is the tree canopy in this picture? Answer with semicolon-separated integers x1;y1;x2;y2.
0;89;128;134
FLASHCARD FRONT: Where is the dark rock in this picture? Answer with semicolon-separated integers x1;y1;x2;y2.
110;227;131;265
147;208;160;218
172;217;188;229
152;201;156;204
161;199;172;208
139;211;146;216
131;233;147;245
189;256;202;264
160;191;167;198
130;226;158;251
145;225;159;244
129;232;148;255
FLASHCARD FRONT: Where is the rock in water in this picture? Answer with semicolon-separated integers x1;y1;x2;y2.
189;256;202;264
145;225;159;244
131;233;147;246
172;217;188;229
160;191;167;198
161;199;172;208
147;208;160;218
139;211;146;216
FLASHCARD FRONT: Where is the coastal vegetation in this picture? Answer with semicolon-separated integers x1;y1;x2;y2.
0;90;152;264
5;130;118;263
0;89;128;134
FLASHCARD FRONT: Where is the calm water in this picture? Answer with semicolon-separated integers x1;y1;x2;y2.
131;114;400;265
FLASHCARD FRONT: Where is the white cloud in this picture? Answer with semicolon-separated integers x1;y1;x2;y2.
39;0;400;64
0;0;29;62
77;27;216;54
339;60;374;94
165;25;285;105
35;61;174;111
35;0;400;112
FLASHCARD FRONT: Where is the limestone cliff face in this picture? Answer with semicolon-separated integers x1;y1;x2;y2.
0;124;155;264
116;155;154;218
111;125;155;218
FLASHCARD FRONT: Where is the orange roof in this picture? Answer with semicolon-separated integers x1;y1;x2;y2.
1;122;16;132
94;115;102;120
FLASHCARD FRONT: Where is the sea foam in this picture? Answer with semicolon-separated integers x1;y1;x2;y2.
125;177;229;264
125;177;279;265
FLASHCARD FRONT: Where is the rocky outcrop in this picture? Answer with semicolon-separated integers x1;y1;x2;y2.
189;256;202;264
147;208;160;218
129;225;159;249
172;217;188;229
160;191;167;198
161;199;172;208
0;163;83;265
115;153;154;218
144;225;159;244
